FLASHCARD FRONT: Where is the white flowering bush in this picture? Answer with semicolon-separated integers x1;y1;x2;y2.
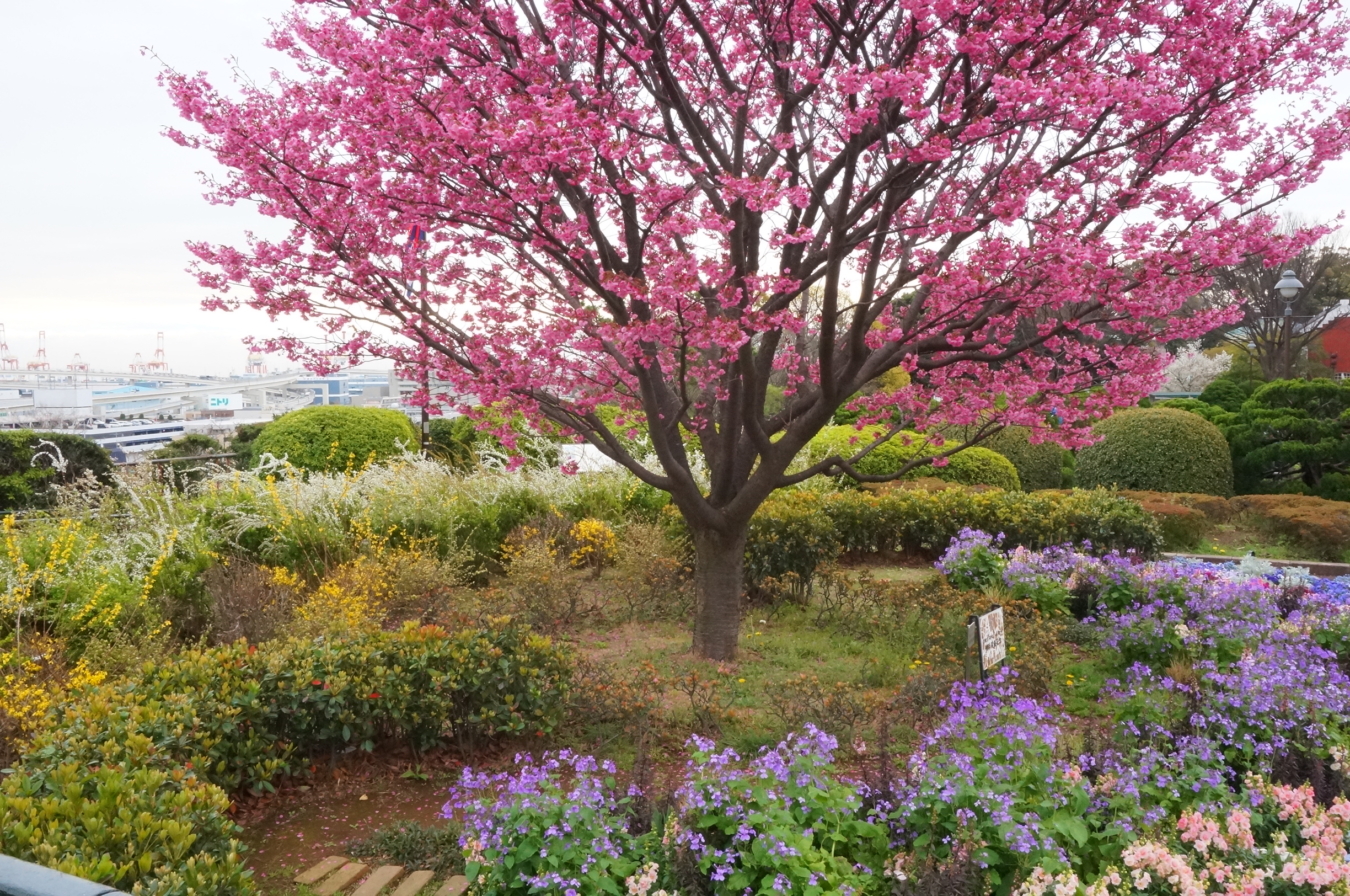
1160;344;1231;394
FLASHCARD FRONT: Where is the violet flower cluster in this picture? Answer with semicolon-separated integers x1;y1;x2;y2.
889;670;1081;874
675;725;891;895
439;537;1350;895
446;750;644;896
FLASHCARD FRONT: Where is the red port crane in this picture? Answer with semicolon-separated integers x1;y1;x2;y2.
26;331;49;370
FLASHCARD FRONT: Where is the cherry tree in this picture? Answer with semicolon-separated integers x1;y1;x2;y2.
165;0;1350;658
1161;343;1232;393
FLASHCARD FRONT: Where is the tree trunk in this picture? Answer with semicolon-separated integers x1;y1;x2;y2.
691;525;748;661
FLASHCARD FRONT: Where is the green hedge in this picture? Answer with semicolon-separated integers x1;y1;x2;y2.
228;422;268;470
0;621;570;895
744;487;1162;591
1198;376;1256;413
151;434;227;490
253;406;418;473
0;431;113;511
807;426;1021;490
982;427;1064;490
1076;408;1233;497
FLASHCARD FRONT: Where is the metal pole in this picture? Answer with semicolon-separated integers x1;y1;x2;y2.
1284;305;1293;379
420;264;430;456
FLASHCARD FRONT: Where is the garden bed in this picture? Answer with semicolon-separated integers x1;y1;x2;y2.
5;459;1350;895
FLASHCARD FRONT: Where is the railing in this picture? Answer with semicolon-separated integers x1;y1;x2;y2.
0;855;125;896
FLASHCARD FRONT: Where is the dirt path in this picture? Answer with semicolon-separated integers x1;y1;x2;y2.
240;776;450;894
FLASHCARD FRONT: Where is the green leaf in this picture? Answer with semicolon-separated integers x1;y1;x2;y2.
1053;815;1090;847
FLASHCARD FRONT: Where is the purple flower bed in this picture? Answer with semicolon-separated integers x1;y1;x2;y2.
442;534;1350;896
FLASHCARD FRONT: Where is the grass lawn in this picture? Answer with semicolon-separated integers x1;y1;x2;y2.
1195;522;1325;560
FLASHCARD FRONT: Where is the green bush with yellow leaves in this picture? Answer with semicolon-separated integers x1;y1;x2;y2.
0;620;570;895
806;426;1022;491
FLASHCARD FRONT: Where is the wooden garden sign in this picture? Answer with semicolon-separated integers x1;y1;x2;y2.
967;606;1006;680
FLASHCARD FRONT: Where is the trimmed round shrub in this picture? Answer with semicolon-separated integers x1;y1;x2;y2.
982;427;1063;490
253;406;418;472
808;426;1021;491
1076;408;1233;497
1198;377;1254;413
0;430;114;511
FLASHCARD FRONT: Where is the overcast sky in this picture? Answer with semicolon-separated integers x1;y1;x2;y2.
2;1;1348;377
0;0;298;376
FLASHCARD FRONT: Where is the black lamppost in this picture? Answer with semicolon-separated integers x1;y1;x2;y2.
1274;269;1304;379
407;225;431;455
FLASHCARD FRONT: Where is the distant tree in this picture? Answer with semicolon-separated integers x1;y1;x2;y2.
427;416;481;471
1204;222;1350;379
1160;343;1232;393
151;434;226;490
227;422;269;470
151;434;225;459
430;410;562;471
0;431;114;511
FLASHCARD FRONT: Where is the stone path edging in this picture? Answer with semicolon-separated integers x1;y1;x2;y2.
295;857;468;896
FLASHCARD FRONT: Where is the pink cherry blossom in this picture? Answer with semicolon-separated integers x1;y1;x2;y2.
161;0;1350;658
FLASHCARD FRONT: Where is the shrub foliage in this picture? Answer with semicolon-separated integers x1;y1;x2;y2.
1224;378;1350;494
743;487;1161;593
253;406;418;472
1076;408;1233;496
982;426;1065;490
0;431;113;511
808;426;1021;490
0;621;570;894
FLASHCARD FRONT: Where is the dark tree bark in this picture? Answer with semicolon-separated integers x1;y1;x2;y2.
690;526;749;661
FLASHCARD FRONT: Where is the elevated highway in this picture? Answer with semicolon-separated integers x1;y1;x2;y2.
0;371;308;422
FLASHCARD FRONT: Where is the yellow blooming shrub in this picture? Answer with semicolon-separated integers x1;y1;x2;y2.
1;620;569;895
2;510;190;655
0;634;105;762
291;554;394;633
566;518;618;571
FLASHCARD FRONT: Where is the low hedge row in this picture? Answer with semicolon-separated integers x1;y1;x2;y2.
1229;494;1350;561
744;486;1163;589
0;620;570;895
1115;490;1350;560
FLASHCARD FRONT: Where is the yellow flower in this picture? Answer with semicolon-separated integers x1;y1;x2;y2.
566;519;617;570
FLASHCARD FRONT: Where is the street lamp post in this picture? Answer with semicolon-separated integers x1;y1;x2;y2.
407;225;431;455
1274;269;1304;379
